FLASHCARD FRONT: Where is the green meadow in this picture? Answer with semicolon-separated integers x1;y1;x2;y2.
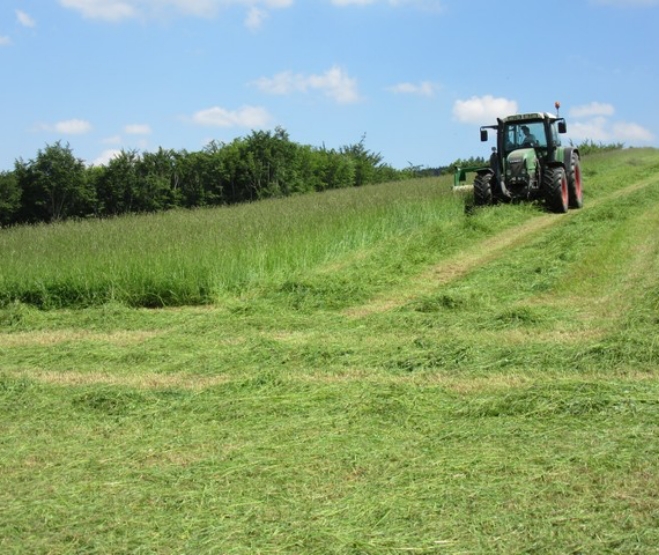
2;148;659;554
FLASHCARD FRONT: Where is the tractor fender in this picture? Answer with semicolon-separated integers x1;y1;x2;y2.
565;147;581;174
548;147;579;171
563;146;579;168
545;159;566;171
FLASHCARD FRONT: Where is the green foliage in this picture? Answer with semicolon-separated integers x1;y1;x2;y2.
93;148;181;215
93;149;140;215
571;138;625;156
0;171;21;226
339;133;384;186
14;141;96;223
1;129;415;227
303;145;356;191
445;155;487;174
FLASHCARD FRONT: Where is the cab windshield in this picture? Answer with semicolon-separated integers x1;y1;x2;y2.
503;121;546;152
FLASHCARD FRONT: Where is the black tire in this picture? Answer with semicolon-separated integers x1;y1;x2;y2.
567;152;583;209
473;172;493;206
543;166;569;213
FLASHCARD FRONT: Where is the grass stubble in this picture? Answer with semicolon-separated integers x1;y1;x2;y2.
1;149;659;553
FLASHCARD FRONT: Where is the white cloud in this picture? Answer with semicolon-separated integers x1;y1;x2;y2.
254;66;361;104
58;0;293;24
60;0;437;22
611;121;655;142
0;36;11;46
453;95;518;124
567;111;654;145
245;7;267;30
39;119;93;134
190;105;272;128
125;123;152;135
308;67;361;103
253;71;297;95
59;0;138;21
16;10;37;28
57;119;93;134
102;135;123;144
569;102;615;118
92;148;122;166
387;81;438;97
569;117;612;143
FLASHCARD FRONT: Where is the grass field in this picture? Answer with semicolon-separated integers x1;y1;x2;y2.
2;148;659;554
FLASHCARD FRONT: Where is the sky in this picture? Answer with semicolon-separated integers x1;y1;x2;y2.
1;0;658;172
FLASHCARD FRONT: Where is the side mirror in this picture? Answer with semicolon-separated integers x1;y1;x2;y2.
558;120;567;134
480;129;488;142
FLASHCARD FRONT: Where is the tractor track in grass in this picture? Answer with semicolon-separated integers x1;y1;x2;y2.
345;174;659;318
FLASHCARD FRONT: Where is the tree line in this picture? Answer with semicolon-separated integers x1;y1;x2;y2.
0;128;442;227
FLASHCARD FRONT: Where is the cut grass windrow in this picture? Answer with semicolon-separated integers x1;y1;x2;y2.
346;167;659;318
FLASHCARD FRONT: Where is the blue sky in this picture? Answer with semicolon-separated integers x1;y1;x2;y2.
1;0;658;172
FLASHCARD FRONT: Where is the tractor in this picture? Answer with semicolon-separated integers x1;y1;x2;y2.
474;103;583;213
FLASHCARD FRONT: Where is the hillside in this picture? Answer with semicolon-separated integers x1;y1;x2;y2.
1;148;659;554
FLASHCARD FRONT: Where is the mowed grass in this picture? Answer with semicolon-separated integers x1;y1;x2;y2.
2;148;659;554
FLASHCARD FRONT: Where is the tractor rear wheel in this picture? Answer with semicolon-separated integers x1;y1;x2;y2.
473;173;494;206
543;166;569;213
568;152;583;209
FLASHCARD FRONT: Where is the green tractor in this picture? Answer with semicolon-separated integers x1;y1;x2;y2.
475;103;583;213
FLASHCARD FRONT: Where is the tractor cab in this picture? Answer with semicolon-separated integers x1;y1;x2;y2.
503;120;547;152
494;112;566;156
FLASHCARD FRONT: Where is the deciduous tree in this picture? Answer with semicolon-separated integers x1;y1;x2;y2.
0;171;21;226
14;141;95;223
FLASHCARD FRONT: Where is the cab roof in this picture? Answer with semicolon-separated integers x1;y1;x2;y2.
501;112;559;123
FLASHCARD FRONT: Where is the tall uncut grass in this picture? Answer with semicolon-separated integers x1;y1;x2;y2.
1;178;461;308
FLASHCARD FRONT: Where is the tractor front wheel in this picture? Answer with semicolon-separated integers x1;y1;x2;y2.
543;166;569;213
474;173;494;206
568;152;584;209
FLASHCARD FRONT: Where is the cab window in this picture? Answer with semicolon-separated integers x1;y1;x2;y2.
503;122;546;151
